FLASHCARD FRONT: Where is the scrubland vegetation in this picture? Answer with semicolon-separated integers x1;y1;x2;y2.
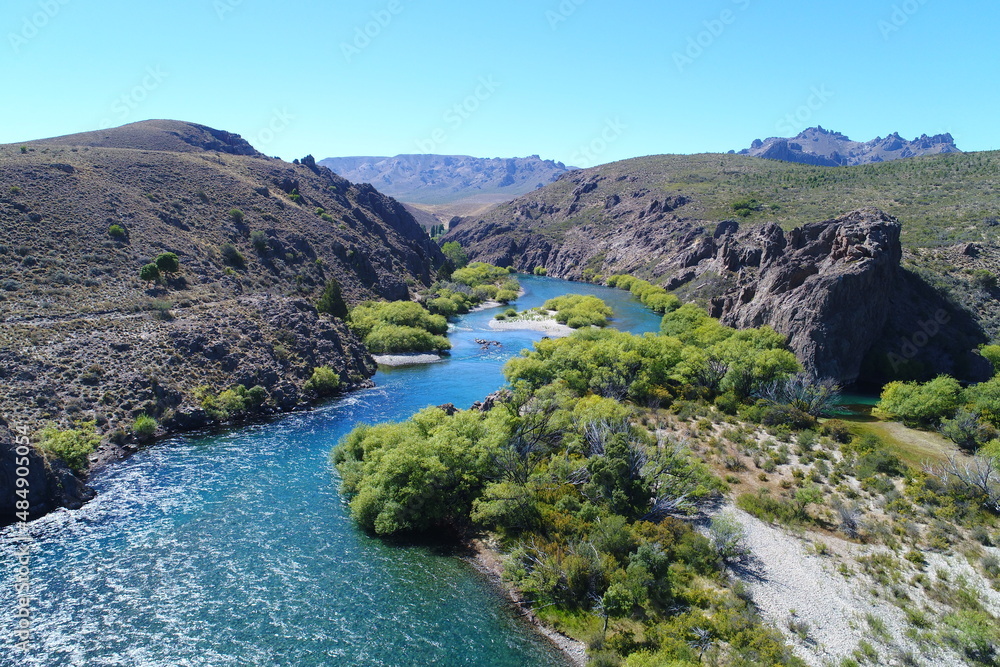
335;272;1000;665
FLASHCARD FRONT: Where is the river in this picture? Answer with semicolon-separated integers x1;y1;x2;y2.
0;276;663;667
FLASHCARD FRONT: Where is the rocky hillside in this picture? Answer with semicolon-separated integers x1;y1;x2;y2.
0;120;445;521
446;155;998;385
736;126;961;167
319;154;573;205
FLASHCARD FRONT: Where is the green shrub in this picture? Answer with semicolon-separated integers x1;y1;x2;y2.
760;404;816;429
139;263;160;283
736;490;803;525
333;408;493;536
154;252;179;274
133;413;157;439
321;213;335;223
971;269;998;290
732;197;761;217
250;230;268;254
533;266;547;276
108;224;126;239
820;419;853;443
304;366;341;397
37;421;101;472
228;208;244;223
220;243;245;268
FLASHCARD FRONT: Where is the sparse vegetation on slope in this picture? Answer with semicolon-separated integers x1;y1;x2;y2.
0;120;444;495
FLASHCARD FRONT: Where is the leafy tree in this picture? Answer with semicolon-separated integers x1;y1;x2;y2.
229;208;245;223
317;278;349;319
139;263;160;283
981;345;1000;375
874;375;962;425
441;241;469;269
333;407;496;536
108;224;126;239
154;252;179;274
966;376;1000;427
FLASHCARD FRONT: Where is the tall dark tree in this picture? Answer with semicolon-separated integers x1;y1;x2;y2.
317;278;349;319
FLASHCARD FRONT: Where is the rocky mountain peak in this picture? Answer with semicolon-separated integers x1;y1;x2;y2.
735;127;961;167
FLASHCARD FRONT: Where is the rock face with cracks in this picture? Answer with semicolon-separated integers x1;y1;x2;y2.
448;197;987;384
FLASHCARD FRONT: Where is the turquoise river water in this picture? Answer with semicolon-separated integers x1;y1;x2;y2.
0;276;663;667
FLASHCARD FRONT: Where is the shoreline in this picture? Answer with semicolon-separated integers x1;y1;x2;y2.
465;538;588;666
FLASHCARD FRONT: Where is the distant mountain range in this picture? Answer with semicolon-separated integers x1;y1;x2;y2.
319;154;574;207
734;126;961;167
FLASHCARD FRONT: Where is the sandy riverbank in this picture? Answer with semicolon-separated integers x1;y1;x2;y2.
466;539;588;666
488;317;575;337
371;353;444;366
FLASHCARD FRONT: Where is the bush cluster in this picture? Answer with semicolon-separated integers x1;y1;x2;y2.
349;300;451;354
606;274;682;314
37;421;101;472
196;384;267;422
543;294;613;328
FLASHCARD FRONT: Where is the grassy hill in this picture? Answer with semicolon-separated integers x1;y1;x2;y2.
465;151;1000;249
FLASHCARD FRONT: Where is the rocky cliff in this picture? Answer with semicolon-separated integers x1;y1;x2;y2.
0;120;445;520
447;170;989;385
736;126;961;167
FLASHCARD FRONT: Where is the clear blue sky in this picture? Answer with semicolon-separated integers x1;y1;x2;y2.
2;0;997;166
